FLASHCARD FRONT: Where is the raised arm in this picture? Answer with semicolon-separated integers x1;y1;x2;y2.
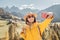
39;12;54;34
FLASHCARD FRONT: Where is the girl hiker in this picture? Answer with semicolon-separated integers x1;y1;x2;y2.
20;12;54;40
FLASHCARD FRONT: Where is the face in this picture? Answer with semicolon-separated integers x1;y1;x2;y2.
27;15;34;23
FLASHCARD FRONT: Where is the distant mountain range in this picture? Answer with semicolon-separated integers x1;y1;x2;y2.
1;4;60;22
4;6;39;18
0;8;20;20
0;8;12;19
40;4;60;22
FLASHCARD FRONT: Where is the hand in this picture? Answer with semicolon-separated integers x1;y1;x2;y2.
46;12;53;19
41;12;54;19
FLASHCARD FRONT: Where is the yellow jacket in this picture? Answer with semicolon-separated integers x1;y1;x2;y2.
20;18;53;40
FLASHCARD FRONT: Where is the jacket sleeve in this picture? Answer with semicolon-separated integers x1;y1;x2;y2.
39;18;53;34
20;28;26;40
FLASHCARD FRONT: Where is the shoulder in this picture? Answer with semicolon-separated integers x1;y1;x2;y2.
36;22;41;25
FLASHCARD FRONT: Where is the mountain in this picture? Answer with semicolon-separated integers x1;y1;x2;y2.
40;4;60;22
4;6;23;18
5;6;10;12
0;8;12;19
20;8;40;16
0;8;19;19
4;6;40;18
4;4;60;22
10;6;20;12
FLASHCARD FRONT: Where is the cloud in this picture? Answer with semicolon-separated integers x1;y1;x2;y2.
19;4;37;10
53;3;60;5
21;4;34;7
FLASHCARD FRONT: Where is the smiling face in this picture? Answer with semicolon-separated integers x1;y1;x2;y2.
27;15;35;23
27;17;34;23
25;14;36;24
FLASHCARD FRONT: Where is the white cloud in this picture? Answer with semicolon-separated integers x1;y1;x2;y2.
19;7;24;10
53;3;60;5
21;4;34;7
19;4;38;10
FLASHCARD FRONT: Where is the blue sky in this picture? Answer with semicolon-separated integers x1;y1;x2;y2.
0;0;60;10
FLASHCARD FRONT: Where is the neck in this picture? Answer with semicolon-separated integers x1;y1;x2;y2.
27;22;33;30
27;22;33;26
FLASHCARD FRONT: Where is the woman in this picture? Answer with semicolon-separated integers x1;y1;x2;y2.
20;12;54;40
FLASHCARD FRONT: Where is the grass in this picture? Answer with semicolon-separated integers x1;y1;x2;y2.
0;19;60;40
0;20;9;38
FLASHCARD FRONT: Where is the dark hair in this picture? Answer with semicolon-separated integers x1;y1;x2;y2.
26;17;36;24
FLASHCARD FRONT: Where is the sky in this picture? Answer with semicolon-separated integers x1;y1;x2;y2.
0;0;60;10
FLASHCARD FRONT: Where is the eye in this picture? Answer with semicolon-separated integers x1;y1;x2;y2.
28;16;31;18
31;15;34;17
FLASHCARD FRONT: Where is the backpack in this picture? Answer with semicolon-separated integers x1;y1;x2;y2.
37;24;42;37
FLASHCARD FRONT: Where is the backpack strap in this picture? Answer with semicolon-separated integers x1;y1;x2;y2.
37;25;42;37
